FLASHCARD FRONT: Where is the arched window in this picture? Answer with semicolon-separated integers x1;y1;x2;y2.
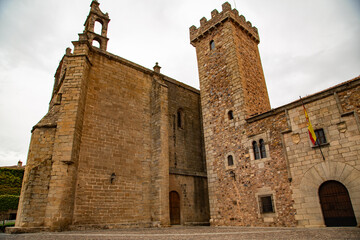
177;108;184;129
228;110;234;120
210;40;215;50
227;155;234;166
259;139;266;158
253;141;260;160
94;20;103;35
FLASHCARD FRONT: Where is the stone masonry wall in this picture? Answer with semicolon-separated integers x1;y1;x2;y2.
16;127;55;228
233;23;270;117
167;81;204;172
167;80;209;224
150;75;170;226
202;108;296;226
72;50;154;226
42;44;92;230
169;174;209;224
71;47;209;227
338;84;360;115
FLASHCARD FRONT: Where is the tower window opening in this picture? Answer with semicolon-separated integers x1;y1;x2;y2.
94;20;103;35
227;155;234;166
210;40;215;50
228;110;234;120
92;39;101;48
177;108;184;129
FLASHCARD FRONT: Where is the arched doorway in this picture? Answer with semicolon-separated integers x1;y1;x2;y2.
169;191;180;225
319;181;357;227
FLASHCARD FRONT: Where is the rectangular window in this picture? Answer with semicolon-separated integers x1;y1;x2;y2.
259;195;274;213
315;129;327;145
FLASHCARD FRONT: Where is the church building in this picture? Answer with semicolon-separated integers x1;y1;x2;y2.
11;0;359;233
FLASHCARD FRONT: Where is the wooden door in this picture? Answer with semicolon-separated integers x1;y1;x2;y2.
319;181;357;227
169;191;180;225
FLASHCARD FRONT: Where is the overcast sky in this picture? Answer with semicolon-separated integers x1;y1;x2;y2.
0;0;359;167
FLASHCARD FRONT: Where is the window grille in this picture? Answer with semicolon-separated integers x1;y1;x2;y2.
259;195;274;213
315;129;327;145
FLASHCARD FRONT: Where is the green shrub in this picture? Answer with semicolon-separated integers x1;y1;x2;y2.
0;195;19;212
0;168;24;195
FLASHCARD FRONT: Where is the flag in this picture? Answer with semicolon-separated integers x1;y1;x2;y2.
302;104;317;145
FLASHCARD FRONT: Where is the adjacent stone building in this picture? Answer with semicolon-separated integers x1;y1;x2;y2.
11;1;359;233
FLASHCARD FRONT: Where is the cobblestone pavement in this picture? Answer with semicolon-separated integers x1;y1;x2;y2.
1;226;360;240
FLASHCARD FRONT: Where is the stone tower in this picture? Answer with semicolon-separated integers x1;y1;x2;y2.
190;2;277;226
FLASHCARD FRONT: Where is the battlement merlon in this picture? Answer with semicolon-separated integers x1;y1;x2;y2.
190;2;259;46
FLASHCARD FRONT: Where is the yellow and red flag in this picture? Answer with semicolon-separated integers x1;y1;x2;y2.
302;104;317;145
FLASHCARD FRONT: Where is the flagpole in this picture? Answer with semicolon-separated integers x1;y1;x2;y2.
316;138;326;161
300;96;326;161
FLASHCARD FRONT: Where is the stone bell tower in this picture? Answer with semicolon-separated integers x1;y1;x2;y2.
79;0;110;51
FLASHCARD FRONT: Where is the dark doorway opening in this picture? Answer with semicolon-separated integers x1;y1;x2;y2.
169;191;180;225
319;180;357;227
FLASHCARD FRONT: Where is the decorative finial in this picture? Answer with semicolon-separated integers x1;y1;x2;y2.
153;62;161;73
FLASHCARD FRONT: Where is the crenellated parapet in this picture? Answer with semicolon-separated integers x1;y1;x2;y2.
190;2;259;45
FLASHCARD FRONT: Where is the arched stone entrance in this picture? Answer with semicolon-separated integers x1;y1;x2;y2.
169;191;180;225
293;162;360;227
319;180;357;226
